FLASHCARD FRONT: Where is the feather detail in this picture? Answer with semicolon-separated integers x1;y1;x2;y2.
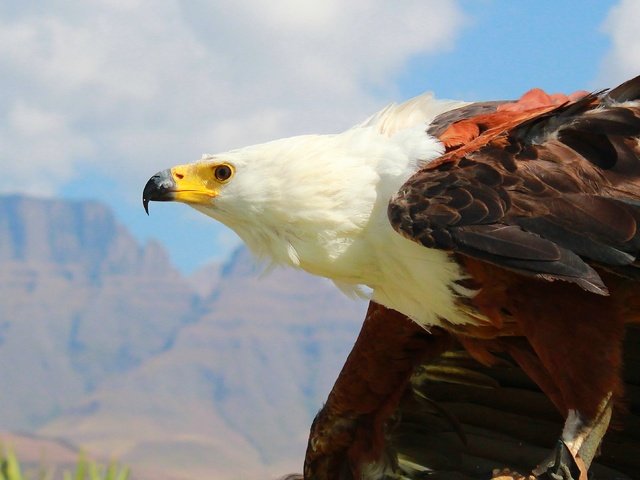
357;93;467;137
286;242;300;266
389;75;640;294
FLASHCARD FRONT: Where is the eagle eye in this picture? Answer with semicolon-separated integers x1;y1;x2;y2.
214;164;233;182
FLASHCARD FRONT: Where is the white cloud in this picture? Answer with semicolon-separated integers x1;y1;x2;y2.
0;102;93;195
598;0;640;86
0;0;465;196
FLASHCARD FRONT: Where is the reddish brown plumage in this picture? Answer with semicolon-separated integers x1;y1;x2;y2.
457;257;629;419
437;104;556;153
437;88;591;153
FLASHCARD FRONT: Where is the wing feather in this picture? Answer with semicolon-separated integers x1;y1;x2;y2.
389;75;640;294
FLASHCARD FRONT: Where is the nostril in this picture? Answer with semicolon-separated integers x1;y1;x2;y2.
175;173;184;180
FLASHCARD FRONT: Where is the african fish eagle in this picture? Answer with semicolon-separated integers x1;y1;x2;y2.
143;75;640;480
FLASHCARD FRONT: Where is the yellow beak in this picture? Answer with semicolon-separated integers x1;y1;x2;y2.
142;163;219;214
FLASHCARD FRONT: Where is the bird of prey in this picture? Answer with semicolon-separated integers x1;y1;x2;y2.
143;75;640;479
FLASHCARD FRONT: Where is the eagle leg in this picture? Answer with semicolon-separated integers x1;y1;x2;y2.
534;393;612;480
533;440;584;480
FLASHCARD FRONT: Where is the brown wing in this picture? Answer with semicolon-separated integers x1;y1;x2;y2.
388;75;640;295
299;301;640;479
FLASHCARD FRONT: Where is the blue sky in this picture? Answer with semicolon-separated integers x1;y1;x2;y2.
401;0;614;99
2;0;638;273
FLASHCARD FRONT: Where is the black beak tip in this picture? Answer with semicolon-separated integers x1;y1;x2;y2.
142;169;176;215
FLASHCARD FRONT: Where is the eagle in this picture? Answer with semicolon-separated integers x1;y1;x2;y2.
143;75;640;480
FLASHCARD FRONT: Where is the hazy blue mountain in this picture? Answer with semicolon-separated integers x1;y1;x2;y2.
0;194;366;479
0;195;199;429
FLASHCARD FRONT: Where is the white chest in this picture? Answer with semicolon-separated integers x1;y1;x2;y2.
368;230;480;327
285;210;480;328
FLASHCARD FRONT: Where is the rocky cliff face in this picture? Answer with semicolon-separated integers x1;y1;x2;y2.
0;194;366;479
0;195;171;276
0;195;197;427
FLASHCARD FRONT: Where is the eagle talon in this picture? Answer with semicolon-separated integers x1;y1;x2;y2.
533;440;581;480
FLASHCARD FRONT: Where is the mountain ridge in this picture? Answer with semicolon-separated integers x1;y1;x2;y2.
0;194;366;479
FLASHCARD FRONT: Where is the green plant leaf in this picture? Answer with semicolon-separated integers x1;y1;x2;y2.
5;449;24;480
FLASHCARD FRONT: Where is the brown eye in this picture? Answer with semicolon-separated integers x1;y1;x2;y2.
214;164;233;182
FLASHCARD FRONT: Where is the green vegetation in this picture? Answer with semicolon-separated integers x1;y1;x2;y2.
0;449;129;480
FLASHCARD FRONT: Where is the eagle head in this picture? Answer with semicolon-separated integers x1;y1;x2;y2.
141;134;400;272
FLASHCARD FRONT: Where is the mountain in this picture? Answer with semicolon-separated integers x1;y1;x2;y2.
0;195;366;479
0;195;197;428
